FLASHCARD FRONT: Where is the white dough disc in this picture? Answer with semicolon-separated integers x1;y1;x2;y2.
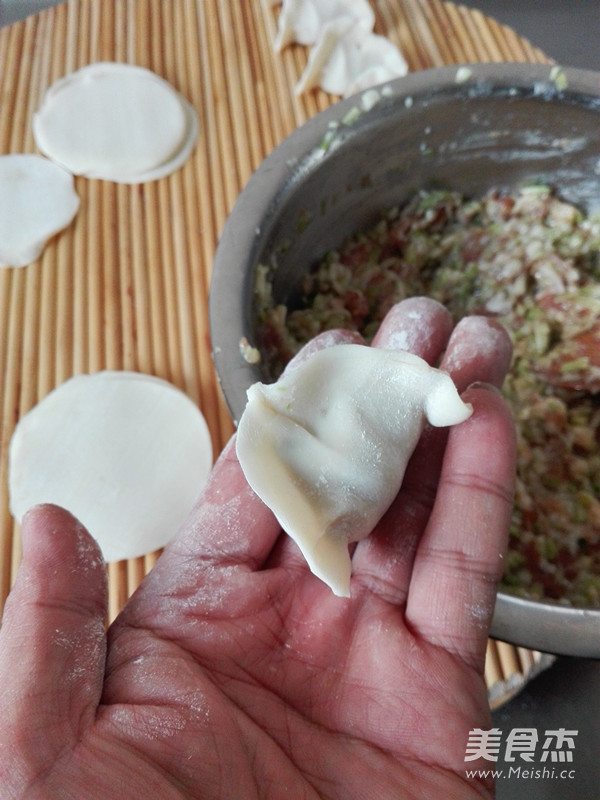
9;371;213;561
0;154;79;268
33;62;198;183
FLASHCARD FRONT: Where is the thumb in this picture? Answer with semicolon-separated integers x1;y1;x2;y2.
0;504;107;766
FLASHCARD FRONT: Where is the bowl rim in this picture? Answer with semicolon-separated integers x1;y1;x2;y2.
210;62;600;657
211;61;600;419
493;592;600;656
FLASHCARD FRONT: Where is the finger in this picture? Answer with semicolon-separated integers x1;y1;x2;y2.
406;385;516;670
284;328;365;370
352;315;513;604
371;296;453;362
441;315;513;392
161;436;280;570
0;505;107;761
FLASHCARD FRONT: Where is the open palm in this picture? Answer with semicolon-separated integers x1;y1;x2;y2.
0;298;515;800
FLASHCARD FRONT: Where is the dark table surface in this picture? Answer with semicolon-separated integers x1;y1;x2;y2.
491;656;600;799
459;0;600;71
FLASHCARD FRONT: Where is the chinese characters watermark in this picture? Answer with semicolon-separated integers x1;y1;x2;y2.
465;727;577;763
464;728;578;782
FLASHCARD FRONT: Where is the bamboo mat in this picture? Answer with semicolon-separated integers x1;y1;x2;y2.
0;0;551;700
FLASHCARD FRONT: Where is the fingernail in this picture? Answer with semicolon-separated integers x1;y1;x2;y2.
466;381;503;395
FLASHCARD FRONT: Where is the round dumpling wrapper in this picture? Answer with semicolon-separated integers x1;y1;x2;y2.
9;371;213;561
0;154;79;268
33;62;198;183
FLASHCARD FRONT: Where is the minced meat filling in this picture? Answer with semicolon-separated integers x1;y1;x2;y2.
256;186;600;607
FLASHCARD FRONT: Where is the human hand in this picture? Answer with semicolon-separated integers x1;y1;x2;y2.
0;297;515;799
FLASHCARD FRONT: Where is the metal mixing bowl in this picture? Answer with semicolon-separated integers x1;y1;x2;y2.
209;63;600;656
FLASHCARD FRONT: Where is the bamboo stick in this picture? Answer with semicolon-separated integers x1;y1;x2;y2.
434;2;480;63
496;639;523;680
255;0;302;139
183;0;236;449
0;270;18;601
422;0;467;66
484;640;504;688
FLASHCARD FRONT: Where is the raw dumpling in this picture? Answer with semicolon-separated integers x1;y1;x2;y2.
295;17;408;97
274;0;374;51
9;371;213;561
0;154;79;268
33;63;198;184
236;344;472;596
